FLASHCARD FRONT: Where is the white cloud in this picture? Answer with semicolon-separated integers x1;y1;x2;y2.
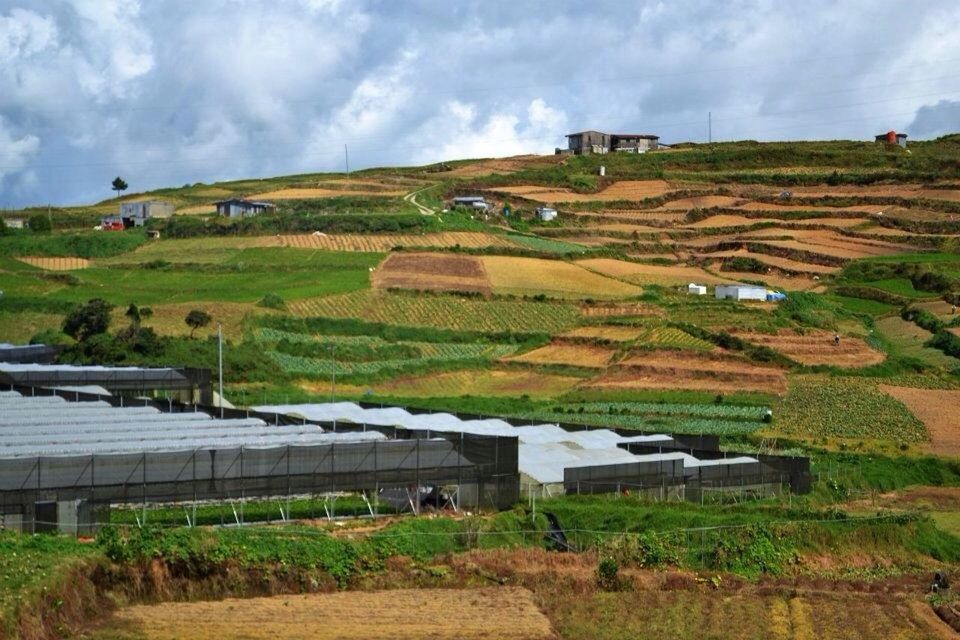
0;117;40;182
1;1;960;206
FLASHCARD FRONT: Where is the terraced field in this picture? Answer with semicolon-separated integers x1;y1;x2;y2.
372;253;491;295
591;350;787;394
100;588;555;640
17;256;90;270
270;342;518;377
494;179;673;203
506;342;616;368
482;256;643;298
328;368;582;398
279;232;517;251
287;290;580;333
577;258;734;286
731;329;886;367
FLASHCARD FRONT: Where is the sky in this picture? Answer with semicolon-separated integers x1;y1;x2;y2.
1;0;960;208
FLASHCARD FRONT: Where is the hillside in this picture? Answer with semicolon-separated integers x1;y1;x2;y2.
2;138;960;452
5;138;960;638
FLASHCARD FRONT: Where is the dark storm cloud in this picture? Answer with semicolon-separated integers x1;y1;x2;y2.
1;0;959;207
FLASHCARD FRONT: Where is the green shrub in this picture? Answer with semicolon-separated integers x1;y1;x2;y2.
257;293;285;309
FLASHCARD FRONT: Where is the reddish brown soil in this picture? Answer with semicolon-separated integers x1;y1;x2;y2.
372;252;492;295
731;329;886;368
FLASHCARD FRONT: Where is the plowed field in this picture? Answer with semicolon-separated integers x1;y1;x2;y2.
506;342;616;368
881;386;960;456
686;215;865;229
106;587;556;640
590;350;787;394
694;250;837;275
251;187;404;199
278;232;517;252
372;252;491;295
577;258;734;285
654;195;743;210
731;329;886;367
481;256;643;298
561;326;649;341
495;180;673;203
575;209;687;223
17;256;90;270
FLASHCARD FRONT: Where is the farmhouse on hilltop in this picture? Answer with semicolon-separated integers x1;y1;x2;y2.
214;198;276;218
119;200;174;227
562;130;660;155
875;131;908;148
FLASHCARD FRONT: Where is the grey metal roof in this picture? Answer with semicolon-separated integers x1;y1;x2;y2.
0;392;385;458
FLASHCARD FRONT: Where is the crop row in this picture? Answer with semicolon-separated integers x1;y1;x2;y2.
268;343;518;377
287;290;580;333
777;376;927;443
636;326;715;351
512;411;764;436
563;401;769;421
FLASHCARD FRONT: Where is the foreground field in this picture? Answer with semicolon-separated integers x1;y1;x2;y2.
96;588;556;640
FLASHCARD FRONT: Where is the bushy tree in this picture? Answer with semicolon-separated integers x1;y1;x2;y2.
112;176;128;198
28;213;52;233
185;309;212;337
62;299;113;341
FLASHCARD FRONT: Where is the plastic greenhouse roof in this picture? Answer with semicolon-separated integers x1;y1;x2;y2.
258;402;758;487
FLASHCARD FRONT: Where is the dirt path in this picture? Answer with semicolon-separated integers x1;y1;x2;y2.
404;185;436;215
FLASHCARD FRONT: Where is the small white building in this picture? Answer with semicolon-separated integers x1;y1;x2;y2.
715;285;768;301
452;196;489;211
536;207;557;222
3;218;25;229
215;199;276;218
687;283;707;295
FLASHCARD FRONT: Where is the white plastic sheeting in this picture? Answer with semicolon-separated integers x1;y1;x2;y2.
0;392;385;458
257;402;758;488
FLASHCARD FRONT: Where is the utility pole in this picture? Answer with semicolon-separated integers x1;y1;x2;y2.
217;323;224;418
330;344;336;402
344;144;350;178
708;112;712;144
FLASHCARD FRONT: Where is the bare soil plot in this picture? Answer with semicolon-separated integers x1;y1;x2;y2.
915;300;958;319
736;201;882;214
481;256;642;298
506;342;616;368
694;249;837;275
561;325;649;342
326;368;581;398
653;195;743;210
578;258;735;285
731;329;886;367
107;587;556;640
372;252;491;295
17;256;90;271
583;222;674;233
446;154;562;177
574;209;687;223
589;350;787;394
496;180;673;204
251;187;405;199
755;239;898;260
686;215;865;229
881;386;960;457
774;184;960;202
715;270;819;291
279;232;516;252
